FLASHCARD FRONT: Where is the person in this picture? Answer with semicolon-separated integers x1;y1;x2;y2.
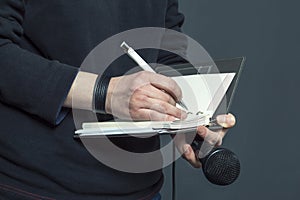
0;0;236;199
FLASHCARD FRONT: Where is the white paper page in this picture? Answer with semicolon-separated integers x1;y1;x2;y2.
206;73;236;112
172;73;235;114
81;113;210;131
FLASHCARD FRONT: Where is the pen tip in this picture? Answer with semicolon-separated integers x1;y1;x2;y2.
178;101;188;111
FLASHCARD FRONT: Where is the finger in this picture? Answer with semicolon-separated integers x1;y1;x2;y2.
197;125;208;138
148;98;187;120
137;85;177;106
173;132;187;147
132;109;177;121
215;129;227;146
131;95;186;120
216;113;236;128
148;73;183;102
182;144;202;168
197;126;223;147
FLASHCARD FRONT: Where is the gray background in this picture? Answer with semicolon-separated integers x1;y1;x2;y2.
161;0;300;199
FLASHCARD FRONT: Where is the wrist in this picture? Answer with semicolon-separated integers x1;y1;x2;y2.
64;71;97;110
104;77;118;114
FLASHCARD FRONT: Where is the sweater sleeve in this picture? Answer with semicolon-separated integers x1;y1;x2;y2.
157;0;188;66
0;0;78;126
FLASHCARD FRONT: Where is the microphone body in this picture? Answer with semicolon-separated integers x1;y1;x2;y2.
191;134;241;186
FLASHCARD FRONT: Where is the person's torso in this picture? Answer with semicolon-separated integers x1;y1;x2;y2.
0;1;170;199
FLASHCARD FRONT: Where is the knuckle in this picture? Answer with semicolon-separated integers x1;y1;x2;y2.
132;75;149;89
135;86;143;92
132;95;148;106
168;81;177;92
175;108;182;117
160;92;168;101
161;93;174;106
138;95;148;102
159;102;169;113
129;83;138;93
166;94;175;105
170;79;181;97
130;94;138;104
133;87;144;96
166;95;172;102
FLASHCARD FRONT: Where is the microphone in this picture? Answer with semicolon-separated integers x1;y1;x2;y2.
191;134;241;186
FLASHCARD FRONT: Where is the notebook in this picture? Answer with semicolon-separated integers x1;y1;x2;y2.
75;72;236;137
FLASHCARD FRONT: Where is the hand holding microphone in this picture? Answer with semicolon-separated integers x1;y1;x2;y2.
191;132;240;185
180;114;240;185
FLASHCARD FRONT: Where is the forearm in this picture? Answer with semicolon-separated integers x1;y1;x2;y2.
63;71;98;111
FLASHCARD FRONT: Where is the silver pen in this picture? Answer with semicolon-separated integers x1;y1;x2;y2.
120;41;189;111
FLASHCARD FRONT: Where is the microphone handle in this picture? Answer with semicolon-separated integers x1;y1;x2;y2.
190;133;205;160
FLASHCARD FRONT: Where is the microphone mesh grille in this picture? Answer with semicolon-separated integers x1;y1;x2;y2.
203;148;240;186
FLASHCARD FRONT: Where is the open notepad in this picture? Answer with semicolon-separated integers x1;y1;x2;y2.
75;73;235;137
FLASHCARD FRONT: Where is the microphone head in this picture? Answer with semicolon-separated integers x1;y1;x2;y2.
200;148;241;186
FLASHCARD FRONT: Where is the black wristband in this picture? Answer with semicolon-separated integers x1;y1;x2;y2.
93;74;111;114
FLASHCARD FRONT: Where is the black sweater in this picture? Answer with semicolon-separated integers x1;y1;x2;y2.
0;0;184;199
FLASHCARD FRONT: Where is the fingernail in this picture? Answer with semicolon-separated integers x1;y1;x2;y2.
216;115;227;124
227;113;236;125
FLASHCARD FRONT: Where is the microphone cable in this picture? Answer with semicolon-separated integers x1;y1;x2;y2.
172;140;176;200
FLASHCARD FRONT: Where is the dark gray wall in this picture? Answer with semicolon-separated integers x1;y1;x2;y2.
161;0;300;199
